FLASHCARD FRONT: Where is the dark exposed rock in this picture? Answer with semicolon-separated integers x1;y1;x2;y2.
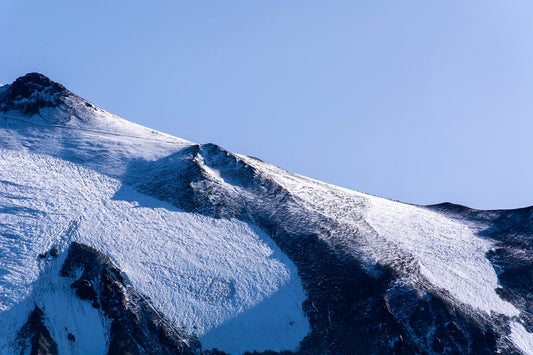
124;144;248;219
477;208;533;334
427;202;475;214
71;278;98;305
49;246;59;257
9;73;67;99
67;333;76;342
17;306;58;355
61;242;201;355
0;73;71;114
37;246;59;261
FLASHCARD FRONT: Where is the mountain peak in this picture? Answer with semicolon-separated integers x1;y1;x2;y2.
0;72;71;114
9;73;67;97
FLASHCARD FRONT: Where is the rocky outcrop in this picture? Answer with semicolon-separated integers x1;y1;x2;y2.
0;73;71;115
61;242;200;355
17;306;58;355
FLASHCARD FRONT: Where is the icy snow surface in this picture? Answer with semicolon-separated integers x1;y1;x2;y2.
511;321;533;355
364;196;518;317
0;149;309;354
0;97;192;178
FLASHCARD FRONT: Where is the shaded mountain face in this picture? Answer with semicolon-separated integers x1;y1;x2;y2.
1;73;533;354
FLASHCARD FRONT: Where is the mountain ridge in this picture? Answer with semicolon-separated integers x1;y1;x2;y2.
1;73;533;354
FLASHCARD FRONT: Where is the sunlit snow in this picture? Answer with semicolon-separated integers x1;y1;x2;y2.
0;149;309;354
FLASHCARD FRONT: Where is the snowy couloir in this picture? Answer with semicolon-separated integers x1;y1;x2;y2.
1;73;533;354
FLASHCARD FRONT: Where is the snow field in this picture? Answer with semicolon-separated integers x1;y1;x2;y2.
0;149;309;354
364;196;518;316
0;104;192;178
510;322;533;355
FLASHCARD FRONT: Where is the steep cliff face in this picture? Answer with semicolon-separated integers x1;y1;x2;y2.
1;73;533;354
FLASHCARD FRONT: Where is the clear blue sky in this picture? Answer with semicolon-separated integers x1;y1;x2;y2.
1;1;533;209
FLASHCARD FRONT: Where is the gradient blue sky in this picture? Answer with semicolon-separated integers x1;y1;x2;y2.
1;1;533;209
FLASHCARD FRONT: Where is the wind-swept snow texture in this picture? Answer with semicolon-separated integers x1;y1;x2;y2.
0;149;308;354
2;73;533;354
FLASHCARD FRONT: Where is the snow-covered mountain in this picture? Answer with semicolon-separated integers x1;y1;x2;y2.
1;73;533;354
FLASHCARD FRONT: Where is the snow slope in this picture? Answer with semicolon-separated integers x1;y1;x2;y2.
1;73;533;354
0;96;192;178
0;148;309;354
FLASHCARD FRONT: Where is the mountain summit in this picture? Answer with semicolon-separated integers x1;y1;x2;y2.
1;73;533;354
0;73;71;114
